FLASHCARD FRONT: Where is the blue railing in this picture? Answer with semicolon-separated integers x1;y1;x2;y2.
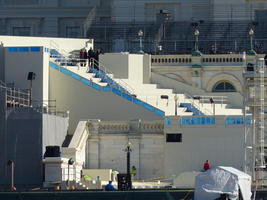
181;117;216;125
89;68;130;94
225;116;252;125
164;116;252;126
49;61;165;117
165;118;171;125
180;103;205;115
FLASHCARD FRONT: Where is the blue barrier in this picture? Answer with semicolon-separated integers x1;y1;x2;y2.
165;118;171;125
143;103;154;112
181;117;216;125
30;47;40;52
122;93;133;101
180;103;204;115
112;88;122;96
81;78;91;86
60;68;71;75
102;86;111;92
71;73;81;81
226;116;252;125
8;47;18;52
133;98;142;105
154;109;165;117
19;47;29;52
92;82;101;90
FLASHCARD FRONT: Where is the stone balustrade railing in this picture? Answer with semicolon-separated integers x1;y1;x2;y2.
88;120;164;134
151;54;265;66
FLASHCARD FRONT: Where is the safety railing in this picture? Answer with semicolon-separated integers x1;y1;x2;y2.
32;100;69;118
49;49;135;95
181;93;213;115
6;87;30;107
88;58;135;95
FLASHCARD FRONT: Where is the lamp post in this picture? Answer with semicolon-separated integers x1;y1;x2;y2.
194;29;200;52
249;28;254;51
67;158;74;189
7;160;15;190
174;94;178;116
124;141;132;190
138;30;144;54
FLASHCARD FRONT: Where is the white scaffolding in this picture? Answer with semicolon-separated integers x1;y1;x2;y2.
244;57;266;185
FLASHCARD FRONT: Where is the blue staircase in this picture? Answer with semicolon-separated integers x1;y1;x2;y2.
89;68;130;94
180;103;204;115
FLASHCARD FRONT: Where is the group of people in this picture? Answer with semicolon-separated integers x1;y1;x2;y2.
79;48;103;68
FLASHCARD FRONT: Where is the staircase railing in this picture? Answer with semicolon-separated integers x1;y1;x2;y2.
89;58;135;95
182;93;213;115
49;49;135;95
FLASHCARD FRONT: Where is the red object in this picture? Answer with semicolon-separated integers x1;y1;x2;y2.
203;161;211;170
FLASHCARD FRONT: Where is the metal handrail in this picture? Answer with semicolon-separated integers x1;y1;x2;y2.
89;58;135;95
32;100;69;117
49;50;136;95
0;80;6;86
183;92;213;115
6;87;30;107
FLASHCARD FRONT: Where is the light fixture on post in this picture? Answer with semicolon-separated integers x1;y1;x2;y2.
124;141;132;190
247;28;256;56
194;29;200;52
249;28;254;51
67;158;74;189
138;30;144;54
27;72;36;106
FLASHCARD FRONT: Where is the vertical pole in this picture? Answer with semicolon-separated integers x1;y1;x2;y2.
30;80;32;107
196;35;199;51
250;36;252;51
11;162;14;189
67;163;70;189
174;95;178;116
126;145;132;190
139;37;142;53
127;149;130;176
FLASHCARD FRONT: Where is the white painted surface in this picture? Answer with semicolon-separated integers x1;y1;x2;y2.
43;157;83;187
86;133;164;179
100;53;149;84
49;65;161;134
164;116;245;178
0;36;92;54
4;47;46;102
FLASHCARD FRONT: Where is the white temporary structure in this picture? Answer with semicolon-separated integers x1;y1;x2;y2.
194;166;251;200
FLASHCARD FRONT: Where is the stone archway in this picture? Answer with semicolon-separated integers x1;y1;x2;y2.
205;73;242;92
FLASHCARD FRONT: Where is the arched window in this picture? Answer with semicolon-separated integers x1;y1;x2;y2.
212;81;236;92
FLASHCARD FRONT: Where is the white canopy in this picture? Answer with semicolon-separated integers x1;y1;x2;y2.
194;166;251;200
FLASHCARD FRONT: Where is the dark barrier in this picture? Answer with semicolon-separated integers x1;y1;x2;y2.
0;190;194;200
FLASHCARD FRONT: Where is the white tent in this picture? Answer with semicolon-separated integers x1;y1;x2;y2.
194;166;251;200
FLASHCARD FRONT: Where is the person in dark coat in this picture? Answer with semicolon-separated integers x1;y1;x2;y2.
82;49;87;67
87;48;94;66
